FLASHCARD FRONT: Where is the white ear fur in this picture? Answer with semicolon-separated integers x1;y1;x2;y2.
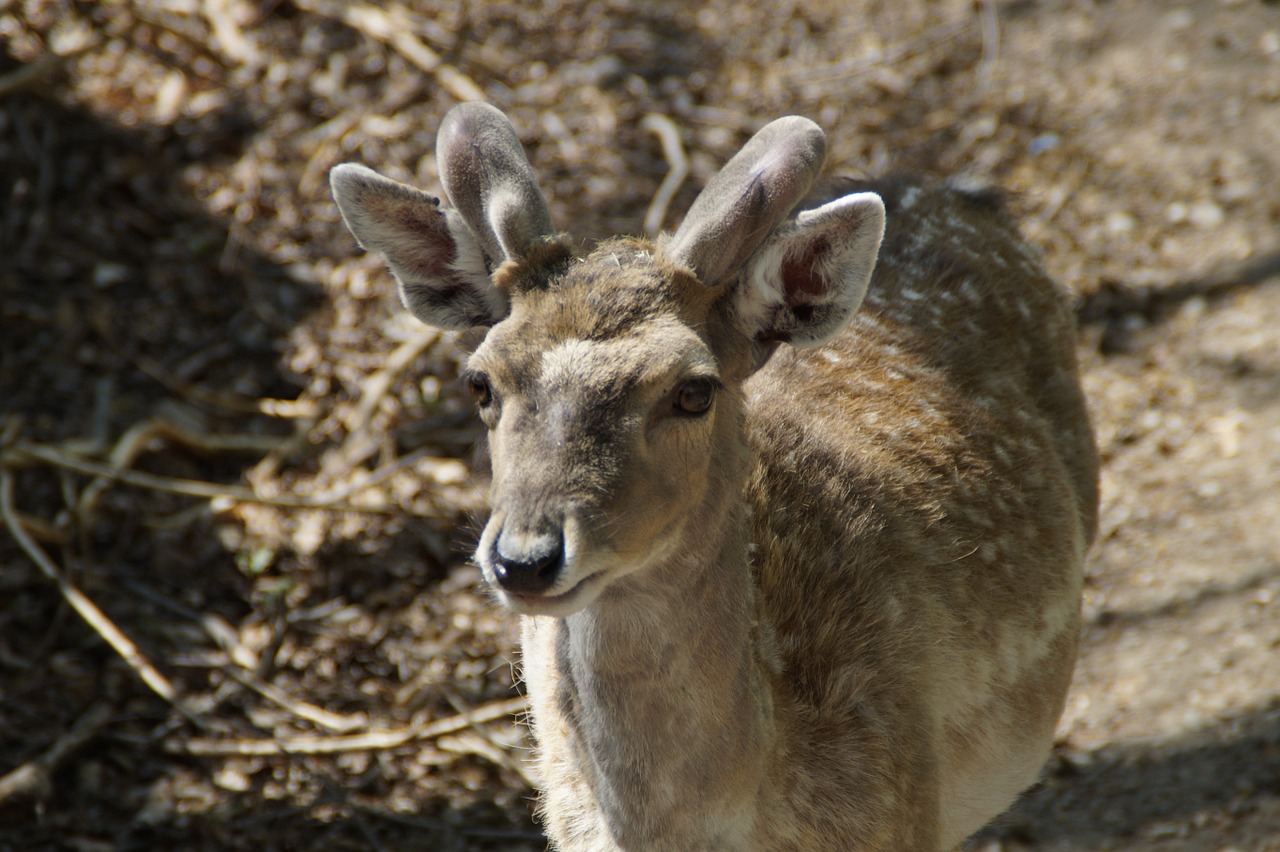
739;192;886;347
330;163;508;329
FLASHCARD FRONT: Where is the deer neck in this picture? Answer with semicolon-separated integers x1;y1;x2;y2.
528;461;775;846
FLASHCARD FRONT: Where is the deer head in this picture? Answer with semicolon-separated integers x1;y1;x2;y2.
331;103;885;616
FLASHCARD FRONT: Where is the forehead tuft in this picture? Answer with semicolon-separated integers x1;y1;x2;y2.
491;235;576;293
473;239;719;387
512;238;711;341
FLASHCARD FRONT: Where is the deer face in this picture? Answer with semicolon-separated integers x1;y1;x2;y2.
330;103;884;616
463;246;746;614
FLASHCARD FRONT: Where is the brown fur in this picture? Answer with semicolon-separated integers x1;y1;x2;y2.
329;107;1098;851
505;182;1095;850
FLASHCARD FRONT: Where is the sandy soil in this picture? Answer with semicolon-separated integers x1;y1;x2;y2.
1;0;1278;849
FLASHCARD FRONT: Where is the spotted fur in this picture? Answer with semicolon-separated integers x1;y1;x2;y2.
330;104;1098;851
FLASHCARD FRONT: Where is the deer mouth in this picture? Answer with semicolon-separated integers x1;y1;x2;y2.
500;570;607;617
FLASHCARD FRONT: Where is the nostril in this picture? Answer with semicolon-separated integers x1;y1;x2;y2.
492;537;564;595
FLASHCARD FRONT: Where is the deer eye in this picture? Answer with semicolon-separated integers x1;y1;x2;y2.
465;371;493;408
674;377;716;416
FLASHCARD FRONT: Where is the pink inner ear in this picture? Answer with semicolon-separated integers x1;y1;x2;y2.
408;209;462;280
368;194;461;282
780;237;829;302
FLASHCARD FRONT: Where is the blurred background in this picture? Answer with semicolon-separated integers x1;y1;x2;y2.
2;0;1279;848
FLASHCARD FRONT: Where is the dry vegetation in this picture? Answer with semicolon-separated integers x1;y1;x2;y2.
2;0;1279;849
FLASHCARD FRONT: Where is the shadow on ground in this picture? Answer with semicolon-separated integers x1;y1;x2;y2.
977;700;1280;849
1;54;526;850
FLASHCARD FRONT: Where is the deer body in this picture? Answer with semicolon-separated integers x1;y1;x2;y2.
331;105;1097;851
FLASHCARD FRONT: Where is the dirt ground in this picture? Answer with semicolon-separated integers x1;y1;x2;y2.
2;0;1279;849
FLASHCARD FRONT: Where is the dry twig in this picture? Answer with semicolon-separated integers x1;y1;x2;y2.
1026;159;1089;243
75;416;287;521
225;667;366;733
640;114;689;238
172;695;528;756
443;689;538;786
0;36;102;99
202;0;258;66
0;470;201;725
298;83;421;197
346;327;440;438
5;441;412;516
0;703;113;803
7;507;66;546
295;0;485;103
130;352;319;418
976;0;1002;87
784;18;972;91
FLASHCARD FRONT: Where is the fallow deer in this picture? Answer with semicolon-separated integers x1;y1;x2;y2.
330;102;1098;851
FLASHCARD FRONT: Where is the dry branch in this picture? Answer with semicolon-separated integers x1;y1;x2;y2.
640;114;689;238
0;703;113;803
346;327;439;438
0;470;201;725
202;0;258;66
76;416;288;520
295;0;485;103
443;689;539;786
783;18;971;92
130;352;319;418
5;441;412;516
171;695;528;756
976;0;1001;86
1026;160;1089;243
0;36;102;99
225;667;366;733
8;508;66;546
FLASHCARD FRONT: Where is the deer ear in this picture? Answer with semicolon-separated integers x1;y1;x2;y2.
666;116;827;287
737;192;885;347
331;104;557;329
436;102;555;268
330;163;507;329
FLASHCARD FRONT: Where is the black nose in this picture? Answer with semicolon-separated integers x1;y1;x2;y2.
492;537;564;595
